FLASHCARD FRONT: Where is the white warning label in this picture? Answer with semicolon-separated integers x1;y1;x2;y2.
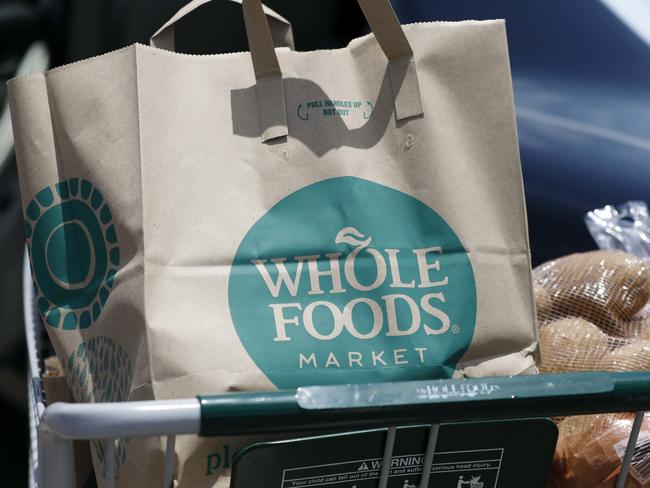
281;449;503;488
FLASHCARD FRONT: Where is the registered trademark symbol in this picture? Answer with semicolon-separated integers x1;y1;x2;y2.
451;324;461;334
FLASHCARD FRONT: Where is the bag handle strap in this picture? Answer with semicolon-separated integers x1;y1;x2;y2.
243;0;423;142
357;0;424;120
152;0;422;142
150;0;295;52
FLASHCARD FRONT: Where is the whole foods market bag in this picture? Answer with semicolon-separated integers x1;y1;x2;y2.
8;0;537;486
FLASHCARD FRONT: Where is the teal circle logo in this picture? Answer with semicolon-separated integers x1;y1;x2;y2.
24;178;120;329
229;177;476;388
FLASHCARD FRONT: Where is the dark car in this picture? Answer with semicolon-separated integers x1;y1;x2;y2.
391;0;650;265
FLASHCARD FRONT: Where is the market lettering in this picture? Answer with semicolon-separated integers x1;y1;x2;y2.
299;347;430;368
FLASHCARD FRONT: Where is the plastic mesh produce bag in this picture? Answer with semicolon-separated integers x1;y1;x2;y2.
585;201;650;258
550;413;650;488
535;202;650;487
535;251;650;340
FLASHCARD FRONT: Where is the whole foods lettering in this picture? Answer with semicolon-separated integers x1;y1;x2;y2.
252;227;453;345
228;177;477;387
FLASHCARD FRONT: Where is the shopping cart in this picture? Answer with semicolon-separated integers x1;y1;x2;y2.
25;247;649;488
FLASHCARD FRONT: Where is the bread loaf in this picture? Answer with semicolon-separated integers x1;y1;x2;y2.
553;414;645;488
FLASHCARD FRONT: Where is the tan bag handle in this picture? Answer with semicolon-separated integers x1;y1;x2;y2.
243;0;423;142
150;0;294;52
153;0;422;142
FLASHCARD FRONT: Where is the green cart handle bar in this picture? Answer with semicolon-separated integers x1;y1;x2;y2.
198;371;650;436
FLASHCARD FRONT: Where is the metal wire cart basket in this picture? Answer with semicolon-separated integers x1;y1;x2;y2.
25;247;648;488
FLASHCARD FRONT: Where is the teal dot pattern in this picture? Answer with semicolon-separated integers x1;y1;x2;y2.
65;337;132;479
24;178;120;330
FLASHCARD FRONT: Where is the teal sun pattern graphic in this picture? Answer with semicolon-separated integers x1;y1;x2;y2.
24;178;119;330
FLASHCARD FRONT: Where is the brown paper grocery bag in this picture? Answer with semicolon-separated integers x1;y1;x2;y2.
8;0;538;485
